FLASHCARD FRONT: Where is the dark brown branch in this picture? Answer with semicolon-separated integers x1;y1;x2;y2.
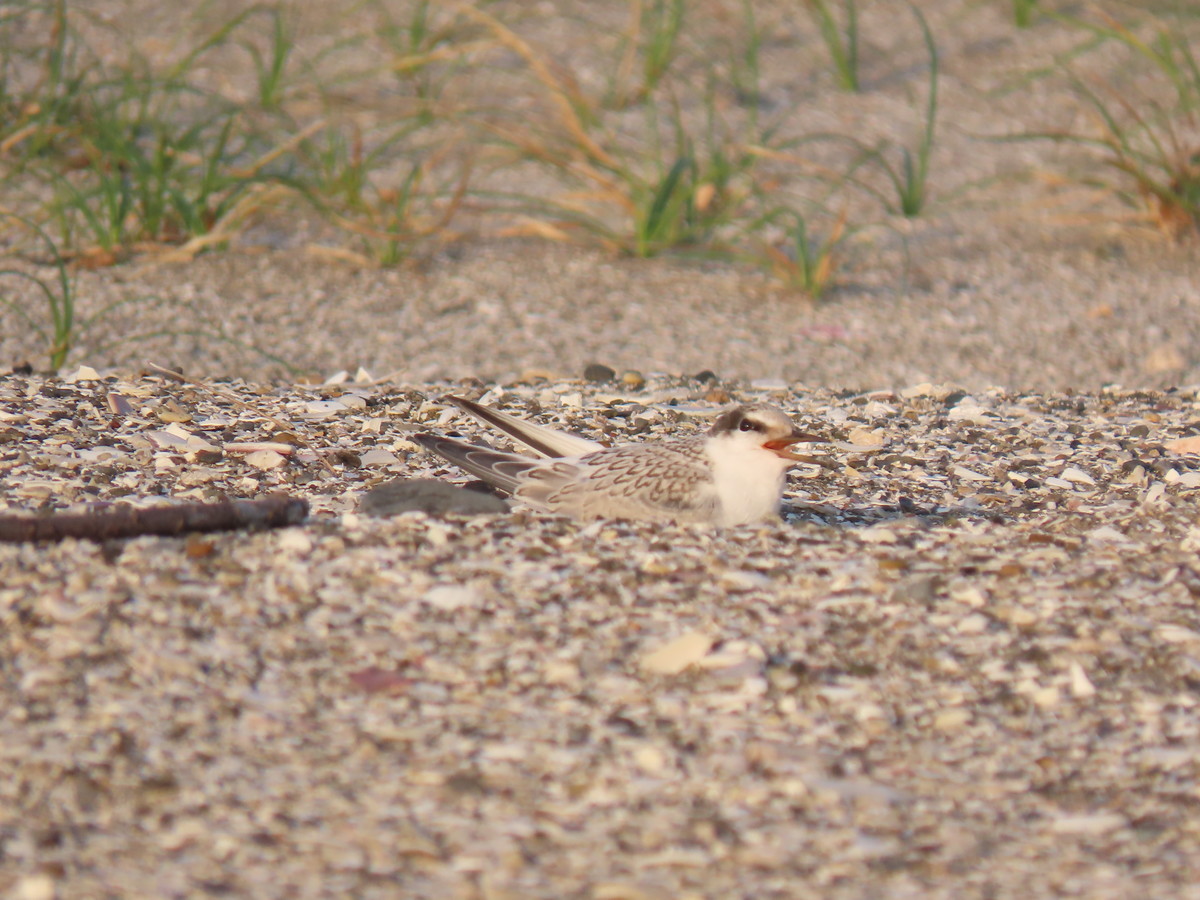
0;495;309;543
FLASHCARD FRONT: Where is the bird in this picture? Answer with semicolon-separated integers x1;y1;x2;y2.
412;396;827;526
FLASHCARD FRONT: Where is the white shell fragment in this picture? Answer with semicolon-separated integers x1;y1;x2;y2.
640;631;714;675
244;449;287;470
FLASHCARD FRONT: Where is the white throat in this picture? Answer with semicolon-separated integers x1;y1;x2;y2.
703;434;791;526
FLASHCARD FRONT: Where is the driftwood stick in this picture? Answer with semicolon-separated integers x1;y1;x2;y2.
0;495;309;543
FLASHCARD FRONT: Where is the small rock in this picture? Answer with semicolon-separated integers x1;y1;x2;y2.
957;613;989;634
1061;466;1096;485
360;478;510;516
900;382;935;399
224;442;295;455
304;400;348;418
891;574;942;604
156;400;192;423
750;378;788;392
632;745;667;774
952;466;988;482
359;448;400;467
349;667;412;695
106;392;135;416
861;526;900;545
640;631;713;675
277;529;313;554
1069;661;1096;698
1165;435;1200;455
1031;686;1060;708
692;369;719;383
1050;813;1125;835
620;370;646;390
244;449;287;470
543;660;580;686
11;874;56;900
705;388;731;403
423;584;481;610
584;363;616;383
64;364;100;382
934;708;971;731
1156;624;1200;644
848;427;885;446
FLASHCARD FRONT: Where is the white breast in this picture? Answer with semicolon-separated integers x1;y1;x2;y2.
703;436;790;526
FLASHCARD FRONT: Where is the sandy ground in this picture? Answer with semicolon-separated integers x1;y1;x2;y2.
3;0;1200;390
4;1;1200;897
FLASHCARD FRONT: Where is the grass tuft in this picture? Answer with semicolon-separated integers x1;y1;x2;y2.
1013;0;1039;29
1;3;296;258
758;208;850;300
1013;7;1200;236
863;3;939;217
0;214;76;369
805;0;859;92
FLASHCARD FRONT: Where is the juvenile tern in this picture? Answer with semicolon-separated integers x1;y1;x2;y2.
414;396;825;526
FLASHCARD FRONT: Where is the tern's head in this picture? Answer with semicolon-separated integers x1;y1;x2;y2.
709;404;825;461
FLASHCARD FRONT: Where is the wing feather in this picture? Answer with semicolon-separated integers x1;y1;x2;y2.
413;434;554;495
523;442;721;523
449;396;603;458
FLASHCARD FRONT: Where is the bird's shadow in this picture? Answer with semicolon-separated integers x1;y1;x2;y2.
783;498;1012;531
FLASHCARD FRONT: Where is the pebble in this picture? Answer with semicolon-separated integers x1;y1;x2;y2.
1165;435;1200;455
64;365;101;383
584;363;616;383
244;449;287;470
11;875;56;900
422;584;482;610
1069;662;1096;698
1061;466;1096;485
359;448;400;467
934;708;971;730
1050;813;1126;835
640;631;714;675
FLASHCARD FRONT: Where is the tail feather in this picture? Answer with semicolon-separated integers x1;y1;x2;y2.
414;434;542;495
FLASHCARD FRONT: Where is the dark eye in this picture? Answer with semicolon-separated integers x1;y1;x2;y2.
739;419;756;432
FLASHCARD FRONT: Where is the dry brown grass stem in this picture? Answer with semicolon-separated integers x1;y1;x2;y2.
451;2;620;171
